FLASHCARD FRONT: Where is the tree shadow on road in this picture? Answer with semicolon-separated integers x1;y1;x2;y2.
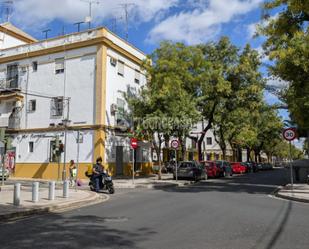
159;169;289;195
251;201;293;249
1;213;154;249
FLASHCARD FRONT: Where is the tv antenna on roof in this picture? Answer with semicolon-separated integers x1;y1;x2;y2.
42;29;51;40
1;0;14;22
80;0;102;29
119;2;135;41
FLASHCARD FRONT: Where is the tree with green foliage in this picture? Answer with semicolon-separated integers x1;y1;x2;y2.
127;42;201;179
260;0;309;130
212;43;265;160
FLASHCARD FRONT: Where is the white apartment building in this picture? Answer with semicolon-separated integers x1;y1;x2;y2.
0;23;152;180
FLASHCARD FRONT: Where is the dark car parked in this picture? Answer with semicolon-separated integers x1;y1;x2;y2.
241;162;252;173
173;161;207;181
260;163;273;170
215;160;233;177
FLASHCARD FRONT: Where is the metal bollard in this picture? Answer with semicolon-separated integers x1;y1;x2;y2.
32;182;39;203
13;183;21;206
63;180;69;198
48;181;55;200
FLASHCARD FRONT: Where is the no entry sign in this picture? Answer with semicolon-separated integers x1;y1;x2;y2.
130;138;138;149
283;128;297;141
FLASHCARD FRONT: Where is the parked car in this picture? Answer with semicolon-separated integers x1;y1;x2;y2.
241;162;253;173
246;162;259;172
173;161;207;181
215;160;233;177
231;162;246;174
0;168;9;180
257;163;263;171
202;161;223;178
261;163;273;170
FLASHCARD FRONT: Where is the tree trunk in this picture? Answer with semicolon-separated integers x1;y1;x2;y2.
164;134;170;149
222;147;227;160
237;146;242;162
197;102;217;161
153;133;163;180
179;137;186;161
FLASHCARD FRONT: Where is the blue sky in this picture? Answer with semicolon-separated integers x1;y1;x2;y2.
4;1;290;121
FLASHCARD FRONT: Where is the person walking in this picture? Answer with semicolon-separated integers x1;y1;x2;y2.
69;160;77;187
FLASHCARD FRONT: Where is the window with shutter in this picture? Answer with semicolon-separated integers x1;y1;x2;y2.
118;60;124;76
32;61;38;72
51;97;64;117
134;69;140;84
55;58;64;74
27;100;36;112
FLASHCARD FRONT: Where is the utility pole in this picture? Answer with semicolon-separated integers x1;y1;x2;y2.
62;98;71;181
80;0;101;29
119;3;135;41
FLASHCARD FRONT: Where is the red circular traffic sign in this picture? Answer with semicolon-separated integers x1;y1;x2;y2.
283;128;297;141
171;140;179;149
130;138;138;149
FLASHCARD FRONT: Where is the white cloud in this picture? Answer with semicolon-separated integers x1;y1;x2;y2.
9;0;178;31
247;22;258;38
147;0;263;45
266;77;289;88
254;46;270;64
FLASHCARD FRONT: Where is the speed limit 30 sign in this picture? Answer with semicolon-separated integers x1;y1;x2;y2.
171;140;179;149
283;128;297;141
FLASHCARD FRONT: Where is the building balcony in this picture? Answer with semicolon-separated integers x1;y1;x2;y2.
0;78;23;101
8;117;21;129
0;76;20;91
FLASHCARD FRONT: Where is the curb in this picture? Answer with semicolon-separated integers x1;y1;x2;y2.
270;185;309;204
275;192;309;203
0;191;109;223
114;180;199;189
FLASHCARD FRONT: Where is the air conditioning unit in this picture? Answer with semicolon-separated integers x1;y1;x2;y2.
110;104;117;115
110;57;117;67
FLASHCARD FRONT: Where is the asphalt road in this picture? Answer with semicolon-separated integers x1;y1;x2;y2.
1;168;309;249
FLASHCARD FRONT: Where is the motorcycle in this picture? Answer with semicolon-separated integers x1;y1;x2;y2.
85;171;115;194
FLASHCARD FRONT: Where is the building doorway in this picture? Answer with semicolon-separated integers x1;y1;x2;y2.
115;146;123;176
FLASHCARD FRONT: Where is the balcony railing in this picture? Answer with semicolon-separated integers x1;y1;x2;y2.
0;76;20;91
0;29;98;59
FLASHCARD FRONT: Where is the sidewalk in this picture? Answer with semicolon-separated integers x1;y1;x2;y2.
10;174;197;189
0;184;108;222
112;174;197;189
275;184;309;203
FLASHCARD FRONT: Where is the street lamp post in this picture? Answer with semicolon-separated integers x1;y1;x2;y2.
62;118;71;181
